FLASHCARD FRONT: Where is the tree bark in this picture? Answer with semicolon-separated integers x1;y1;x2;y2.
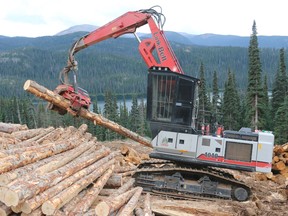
0;132;20;148
135;207;144;216
115;164;138;173
0;141;93;186
143;193;153;216
94;187;138;216
21;152;115;214
0;145;110;207
21;207;42;216
0;123;28;134
33;141;95;175
114;178;135;197
117;187;143;216
105;173;123;188
69;165;115;215
53;189;87;216
23;80;152;148
0;135;91;175
11;128;46;141
5;127;55;150
273;161;286;171
99;188;115;196
41;160;115;215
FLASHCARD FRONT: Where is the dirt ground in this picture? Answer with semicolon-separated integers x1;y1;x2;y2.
103;139;288;216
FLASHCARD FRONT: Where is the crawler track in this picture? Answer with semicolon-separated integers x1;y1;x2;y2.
134;163;251;201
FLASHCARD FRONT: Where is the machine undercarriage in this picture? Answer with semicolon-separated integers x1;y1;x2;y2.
134;163;251;202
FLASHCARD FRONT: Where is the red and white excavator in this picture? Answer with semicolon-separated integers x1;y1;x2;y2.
51;6;274;201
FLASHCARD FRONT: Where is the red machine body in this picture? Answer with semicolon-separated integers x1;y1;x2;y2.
57;7;184;112
71;11;184;74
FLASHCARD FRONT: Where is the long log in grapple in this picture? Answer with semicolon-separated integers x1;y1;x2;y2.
27;6;274;202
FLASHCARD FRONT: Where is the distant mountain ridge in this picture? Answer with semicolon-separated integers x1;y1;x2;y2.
55;24;98;36
53;24;288;48
0;29;284;98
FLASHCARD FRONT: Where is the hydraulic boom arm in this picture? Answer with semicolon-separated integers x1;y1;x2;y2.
60;6;184;85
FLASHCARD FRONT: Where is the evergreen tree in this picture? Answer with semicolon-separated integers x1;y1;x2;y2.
25;98;37;128
93;101;106;141
212;71;221;125
246;21;263;130
274;96;288;144
137;98;147;136
259;74;271;130
36;102;46;128
103;91;119;140
129;95;140;132
197;62;210;129
222;69;241;130
119;97;129;129
271;48;287;125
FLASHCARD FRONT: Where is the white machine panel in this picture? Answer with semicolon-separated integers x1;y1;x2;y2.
152;131;177;149
176;133;198;153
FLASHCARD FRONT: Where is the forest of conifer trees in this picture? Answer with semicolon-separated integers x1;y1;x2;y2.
0;22;287;145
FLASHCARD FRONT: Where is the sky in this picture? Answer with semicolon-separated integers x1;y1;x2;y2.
0;0;287;38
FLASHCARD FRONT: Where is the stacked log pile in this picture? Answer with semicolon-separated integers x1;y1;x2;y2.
255;143;288;185
271;143;288;183
0;123;149;216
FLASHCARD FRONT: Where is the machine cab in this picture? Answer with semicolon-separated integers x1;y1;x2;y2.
146;68;199;139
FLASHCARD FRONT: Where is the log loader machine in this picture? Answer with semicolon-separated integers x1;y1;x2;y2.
51;6;274;201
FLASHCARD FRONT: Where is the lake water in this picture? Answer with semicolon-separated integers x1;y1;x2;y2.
96;98;147;112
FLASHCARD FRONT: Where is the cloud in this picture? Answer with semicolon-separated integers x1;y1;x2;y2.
1;0;288;37
5;14;46;25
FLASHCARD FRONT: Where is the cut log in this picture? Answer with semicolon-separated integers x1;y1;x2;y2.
11;128;46;141
0;142;94;186
21;207;42;216
33;141;95;175
112;178;135;196
82;209;96;216
282;143;288;152
94;187;138;216
143;193;153;216
36;128;65;144
0;202;12;216
53;190;87;216
280;167;288;175
121;145;142;165
0;132;20;147
0;123;28;134
273;156;280;163
105;174;123;188
0;145;110;207
0;137;67;158
99;188;115;196
6;127;55;150
11;202;22;213
115;164;137;173
135;207;144;216
69;164;115;215
23;80;152;148
21;152;115;214
41;159;115;215
274;145;285;155
272;161;286;171
117;187;143;216
0;136;90;174
121;170;137;177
